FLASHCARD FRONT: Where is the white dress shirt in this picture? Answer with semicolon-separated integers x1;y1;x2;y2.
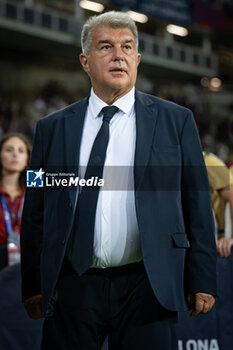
79;87;142;268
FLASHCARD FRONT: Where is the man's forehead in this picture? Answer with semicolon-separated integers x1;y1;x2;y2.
92;25;135;41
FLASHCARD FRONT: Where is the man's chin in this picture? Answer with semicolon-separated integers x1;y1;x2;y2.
108;81;131;91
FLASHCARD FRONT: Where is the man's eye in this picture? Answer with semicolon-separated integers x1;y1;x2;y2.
101;45;111;50
124;45;131;50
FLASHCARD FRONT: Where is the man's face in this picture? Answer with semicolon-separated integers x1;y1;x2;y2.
80;25;141;100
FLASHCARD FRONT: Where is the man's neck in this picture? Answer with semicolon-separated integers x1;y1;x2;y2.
92;86;134;105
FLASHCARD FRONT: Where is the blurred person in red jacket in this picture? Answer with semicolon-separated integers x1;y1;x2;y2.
0;133;31;270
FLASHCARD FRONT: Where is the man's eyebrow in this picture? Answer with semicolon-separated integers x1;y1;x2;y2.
97;39;135;46
97;40;113;46
124;39;134;44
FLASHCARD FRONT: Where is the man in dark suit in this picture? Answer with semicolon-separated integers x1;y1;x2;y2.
21;11;217;350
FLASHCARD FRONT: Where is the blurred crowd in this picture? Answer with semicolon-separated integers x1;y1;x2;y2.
0;81;71;141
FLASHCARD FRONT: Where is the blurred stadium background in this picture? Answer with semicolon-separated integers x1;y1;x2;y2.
0;0;233;161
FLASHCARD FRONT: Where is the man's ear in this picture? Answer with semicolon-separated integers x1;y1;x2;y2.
80;53;90;73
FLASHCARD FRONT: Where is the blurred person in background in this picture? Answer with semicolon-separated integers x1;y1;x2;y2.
204;152;233;258
0;133;31;270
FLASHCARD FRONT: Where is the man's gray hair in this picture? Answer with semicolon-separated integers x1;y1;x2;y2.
81;11;139;56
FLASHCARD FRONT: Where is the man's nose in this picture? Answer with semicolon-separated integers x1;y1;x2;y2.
113;45;124;60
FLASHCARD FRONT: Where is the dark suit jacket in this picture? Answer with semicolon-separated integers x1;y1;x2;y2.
21;90;217;315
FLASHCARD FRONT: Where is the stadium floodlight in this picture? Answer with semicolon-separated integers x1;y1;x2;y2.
127;10;148;24
200;77;210;88
166;24;188;37
79;0;104;13
210;77;222;90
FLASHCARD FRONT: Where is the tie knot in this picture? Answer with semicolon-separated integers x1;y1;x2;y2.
101;106;119;123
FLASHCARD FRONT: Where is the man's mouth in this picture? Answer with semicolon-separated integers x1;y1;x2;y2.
110;68;126;73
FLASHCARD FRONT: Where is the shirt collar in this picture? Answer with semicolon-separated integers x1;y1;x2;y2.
89;87;135;119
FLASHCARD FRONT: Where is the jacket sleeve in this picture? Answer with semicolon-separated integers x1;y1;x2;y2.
20;120;44;301
181;110;217;296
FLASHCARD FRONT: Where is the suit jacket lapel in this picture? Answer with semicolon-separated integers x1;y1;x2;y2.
64;96;89;205
134;90;158;190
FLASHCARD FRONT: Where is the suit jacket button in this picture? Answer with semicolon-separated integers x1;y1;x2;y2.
62;240;65;245
69;202;72;208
